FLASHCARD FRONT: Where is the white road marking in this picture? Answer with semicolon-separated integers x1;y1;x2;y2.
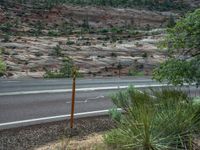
0;108;122;128
66;95;105;103
84;95;105;102
66;100;86;104
0;84;171;96
1;80;20;83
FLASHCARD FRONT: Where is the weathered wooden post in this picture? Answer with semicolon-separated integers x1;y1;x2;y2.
70;67;77;128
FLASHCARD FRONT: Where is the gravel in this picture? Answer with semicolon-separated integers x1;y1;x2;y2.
0;116;114;150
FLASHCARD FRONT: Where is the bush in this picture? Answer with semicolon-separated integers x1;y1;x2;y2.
0;52;6;76
66;40;75;45
128;69;144;76
48;30;60;36
50;45;64;57
104;86;200;150
44;57;82;78
0;22;12;33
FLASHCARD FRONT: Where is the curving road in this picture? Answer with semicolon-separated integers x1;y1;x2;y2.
0;77;199;129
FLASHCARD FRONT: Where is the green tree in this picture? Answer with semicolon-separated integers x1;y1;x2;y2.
153;8;200;86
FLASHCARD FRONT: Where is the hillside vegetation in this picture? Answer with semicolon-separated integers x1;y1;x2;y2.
0;0;197;78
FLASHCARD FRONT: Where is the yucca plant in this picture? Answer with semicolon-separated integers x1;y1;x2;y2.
104;86;200;150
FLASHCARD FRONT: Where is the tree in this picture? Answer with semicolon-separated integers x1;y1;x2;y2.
153;9;200;86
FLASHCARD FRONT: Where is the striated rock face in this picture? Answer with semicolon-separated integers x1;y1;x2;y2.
0;4;172;78
43;5;168;28
0;30;167;78
1;4;169;29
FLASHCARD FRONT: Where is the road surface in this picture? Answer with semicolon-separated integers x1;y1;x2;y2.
0;77;199;129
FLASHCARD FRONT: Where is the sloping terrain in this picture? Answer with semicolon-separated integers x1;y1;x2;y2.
0;2;191;78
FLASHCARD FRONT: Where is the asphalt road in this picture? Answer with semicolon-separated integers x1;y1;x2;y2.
0;77;154;93
0;77;199;129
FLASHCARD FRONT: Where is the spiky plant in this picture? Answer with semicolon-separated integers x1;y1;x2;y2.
105;86;200;150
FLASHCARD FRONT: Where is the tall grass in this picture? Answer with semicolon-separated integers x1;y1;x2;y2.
105;87;200;150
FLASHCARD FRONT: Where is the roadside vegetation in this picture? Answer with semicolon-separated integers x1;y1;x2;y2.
153;8;200;86
0;50;6;77
44;57;82;78
103;8;200;150
105;86;200;149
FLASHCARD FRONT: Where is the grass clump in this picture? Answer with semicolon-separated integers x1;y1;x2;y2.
104;86;200;150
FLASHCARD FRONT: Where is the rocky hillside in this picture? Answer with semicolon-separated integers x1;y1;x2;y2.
0;1;195;78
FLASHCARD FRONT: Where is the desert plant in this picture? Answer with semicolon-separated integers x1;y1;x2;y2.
51;45;64;57
128;69;144;76
48;30;60;36
105;86;200;150
66;39;75;45
44;57;82;78
0;22;12;33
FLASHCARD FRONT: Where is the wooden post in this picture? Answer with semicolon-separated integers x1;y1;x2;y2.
70;68;76;128
117;62;122;78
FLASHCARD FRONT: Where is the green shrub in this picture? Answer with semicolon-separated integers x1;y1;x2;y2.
128;69;144;76
110;27;123;34
0;22;12;33
44;57;82;78
104;86;200;150
48;30;60;36
98;28;109;34
50;45;64;57
66;40;75;45
154;9;200;86
0;52;6;76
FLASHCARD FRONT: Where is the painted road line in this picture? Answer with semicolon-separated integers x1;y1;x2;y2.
0;108;122;128
0;84;171;96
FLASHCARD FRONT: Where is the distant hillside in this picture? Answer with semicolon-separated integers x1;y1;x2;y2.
0;0;195;11
0;0;198;78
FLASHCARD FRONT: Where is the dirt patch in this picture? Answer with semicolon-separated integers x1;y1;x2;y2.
36;132;107;150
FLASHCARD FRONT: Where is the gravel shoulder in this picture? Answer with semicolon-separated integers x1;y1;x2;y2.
0;116;114;150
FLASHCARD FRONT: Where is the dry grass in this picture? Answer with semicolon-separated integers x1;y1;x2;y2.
35;132;109;150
